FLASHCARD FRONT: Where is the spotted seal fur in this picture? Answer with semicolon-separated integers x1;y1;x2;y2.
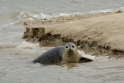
32;42;93;65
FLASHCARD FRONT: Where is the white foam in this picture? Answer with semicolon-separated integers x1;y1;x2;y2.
120;7;124;10
0;22;15;28
27;18;35;22
16;41;39;49
58;13;71;17
40;13;52;19
14;7;124;21
89;9;113;14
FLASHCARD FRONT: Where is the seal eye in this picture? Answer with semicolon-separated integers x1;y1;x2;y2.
66;46;68;48
72;46;74;48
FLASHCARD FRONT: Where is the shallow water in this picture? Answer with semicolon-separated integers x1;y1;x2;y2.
1;47;124;83
0;24;124;83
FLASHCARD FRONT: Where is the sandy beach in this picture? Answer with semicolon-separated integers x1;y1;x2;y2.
22;12;124;57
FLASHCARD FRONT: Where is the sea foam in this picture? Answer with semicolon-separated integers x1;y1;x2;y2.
12;7;124;22
16;41;39;49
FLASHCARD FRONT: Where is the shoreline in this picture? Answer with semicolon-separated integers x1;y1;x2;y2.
22;12;124;57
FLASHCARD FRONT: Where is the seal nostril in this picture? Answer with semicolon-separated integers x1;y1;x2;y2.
69;49;71;51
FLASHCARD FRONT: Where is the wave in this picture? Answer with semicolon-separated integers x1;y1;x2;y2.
16;41;39;49
11;7;124;21
1;7;124;26
0;22;16;28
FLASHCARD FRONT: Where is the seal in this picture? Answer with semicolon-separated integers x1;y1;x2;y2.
32;42;93;65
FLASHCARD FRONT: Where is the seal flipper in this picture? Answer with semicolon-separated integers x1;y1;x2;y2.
32;46;64;65
78;50;96;62
80;54;96;62
80;57;93;62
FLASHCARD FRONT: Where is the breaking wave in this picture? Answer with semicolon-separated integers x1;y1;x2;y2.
10;7;124;21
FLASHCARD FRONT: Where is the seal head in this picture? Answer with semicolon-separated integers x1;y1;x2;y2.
62;42;81;63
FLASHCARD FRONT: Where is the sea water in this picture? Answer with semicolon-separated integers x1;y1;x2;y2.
0;0;124;83
1;0;124;24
